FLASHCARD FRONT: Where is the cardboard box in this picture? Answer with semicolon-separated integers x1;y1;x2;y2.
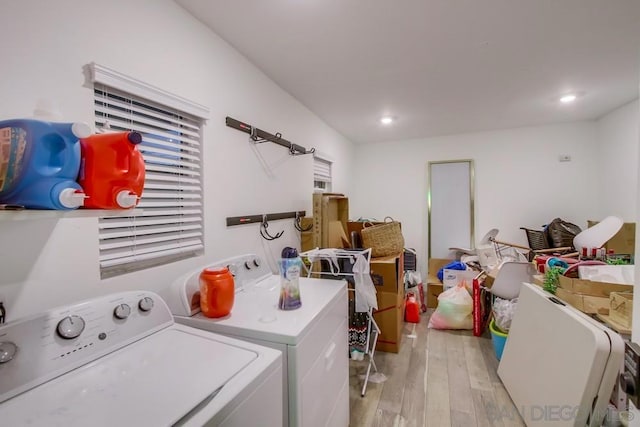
610;292;633;329
555;288;609;314
424;258;454;308
300;217;314;252
553;275;633;315
596;313;632;336
532;274;544;287
313;193;349;248
587;220;636;256
327;220;350;248
557;275;633;298
370;253;404;294
427;258;454;285
373;288;404;353
427;283;443;308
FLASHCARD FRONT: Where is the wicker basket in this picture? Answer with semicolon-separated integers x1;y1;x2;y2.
361;217;404;258
520;227;549;251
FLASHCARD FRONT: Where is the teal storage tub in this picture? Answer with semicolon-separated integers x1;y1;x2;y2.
489;319;508;360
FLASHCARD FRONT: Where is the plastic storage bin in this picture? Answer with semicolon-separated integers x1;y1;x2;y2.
489;318;508;360
0;119;91;209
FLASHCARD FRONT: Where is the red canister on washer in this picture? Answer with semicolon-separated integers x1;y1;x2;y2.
199;267;235;318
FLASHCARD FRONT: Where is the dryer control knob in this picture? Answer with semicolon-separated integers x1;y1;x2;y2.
114;303;132;319
0;341;17;363
244;261;252;270
253;258;261;267
57;315;86;339
138;297;154;312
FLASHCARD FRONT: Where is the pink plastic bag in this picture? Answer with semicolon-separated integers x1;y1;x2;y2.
428;282;473;330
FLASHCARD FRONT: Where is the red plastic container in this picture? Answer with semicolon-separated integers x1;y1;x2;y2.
404;293;420;323
78;131;145;209
199;267;235;318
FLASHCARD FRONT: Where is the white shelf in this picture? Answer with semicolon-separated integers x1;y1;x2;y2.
0;208;144;222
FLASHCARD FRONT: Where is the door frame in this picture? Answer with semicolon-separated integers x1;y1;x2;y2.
427;159;476;258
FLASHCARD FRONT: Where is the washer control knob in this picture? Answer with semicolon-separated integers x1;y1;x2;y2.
138;297;154;312
57;315;86;339
113;303;131;319
244;261;252;270
253;258;261;267
0;341;17;364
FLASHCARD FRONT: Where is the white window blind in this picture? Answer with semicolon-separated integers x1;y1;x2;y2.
88;64;209;279
313;156;332;192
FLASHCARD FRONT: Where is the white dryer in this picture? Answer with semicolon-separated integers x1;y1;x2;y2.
0;291;283;427
162;254;349;427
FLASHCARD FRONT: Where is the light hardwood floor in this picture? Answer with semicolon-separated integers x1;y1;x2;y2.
348;312;525;427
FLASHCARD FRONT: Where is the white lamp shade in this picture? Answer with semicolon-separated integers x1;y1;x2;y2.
573;216;623;253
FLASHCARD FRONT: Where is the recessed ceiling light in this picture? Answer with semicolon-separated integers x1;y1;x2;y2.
380;116;394;125
559;94;577;104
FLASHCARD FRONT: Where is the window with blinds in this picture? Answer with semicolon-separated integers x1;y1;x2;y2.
89;68;208;279
313;156;332;192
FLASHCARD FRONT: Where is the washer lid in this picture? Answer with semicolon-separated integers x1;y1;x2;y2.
0;328;257;426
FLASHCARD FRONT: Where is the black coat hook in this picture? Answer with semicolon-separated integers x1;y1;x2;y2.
260;215;284;241
294;212;312;232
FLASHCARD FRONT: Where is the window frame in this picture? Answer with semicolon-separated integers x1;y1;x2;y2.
313;152;333;193
86;63;209;278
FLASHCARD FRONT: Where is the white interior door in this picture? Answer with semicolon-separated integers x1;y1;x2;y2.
428;160;475;259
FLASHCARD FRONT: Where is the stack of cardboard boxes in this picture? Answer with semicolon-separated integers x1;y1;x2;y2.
302;204;407;353
530;221;636;334
369;253;405;353
587;220;635;259
312;193;350;249
344;220;406;353
426;258;454;308
302;193;350;273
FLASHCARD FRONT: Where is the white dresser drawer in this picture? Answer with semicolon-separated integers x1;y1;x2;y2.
299;318;349;427
288;288;348;426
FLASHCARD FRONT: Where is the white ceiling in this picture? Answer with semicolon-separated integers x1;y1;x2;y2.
176;0;640;144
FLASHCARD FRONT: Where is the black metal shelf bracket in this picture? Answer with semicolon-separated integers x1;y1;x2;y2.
226;116;315;156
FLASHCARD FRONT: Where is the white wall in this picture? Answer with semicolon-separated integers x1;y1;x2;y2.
595;99;640;343
595;100;639;221
351;122;601;277
0;0;355;319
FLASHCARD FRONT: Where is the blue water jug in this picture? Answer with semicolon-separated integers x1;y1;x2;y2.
0;119;91;209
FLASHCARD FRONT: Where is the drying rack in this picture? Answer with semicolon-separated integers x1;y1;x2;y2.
299;248;380;397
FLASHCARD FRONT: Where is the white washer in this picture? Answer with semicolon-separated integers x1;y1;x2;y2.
0;290;283;427
162;254;349;427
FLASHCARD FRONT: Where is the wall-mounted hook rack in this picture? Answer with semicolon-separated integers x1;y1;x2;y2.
225;116;315;156
226;210;307;227
294;211;313;232
259;214;284;241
